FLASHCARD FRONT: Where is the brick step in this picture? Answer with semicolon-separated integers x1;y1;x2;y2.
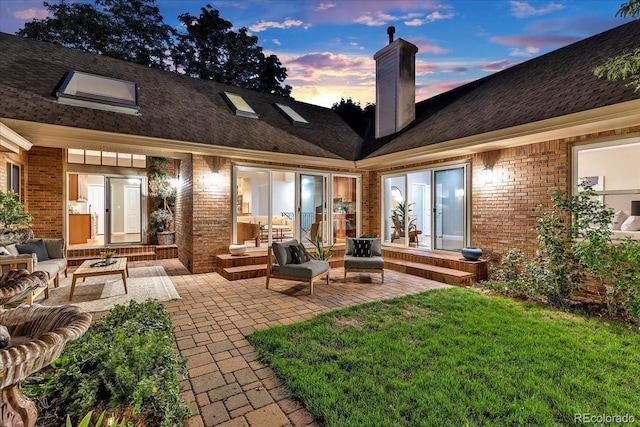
220;264;268;281
385;258;474;286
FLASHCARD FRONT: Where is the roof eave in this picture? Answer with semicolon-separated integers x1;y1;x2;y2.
0;119;356;169
355;98;640;170
0;122;33;153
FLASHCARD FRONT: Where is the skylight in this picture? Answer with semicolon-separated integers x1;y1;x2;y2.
56;70;139;115
222;92;259;119
274;103;310;127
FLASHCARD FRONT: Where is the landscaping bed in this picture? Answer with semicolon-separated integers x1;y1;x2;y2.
22;300;190;427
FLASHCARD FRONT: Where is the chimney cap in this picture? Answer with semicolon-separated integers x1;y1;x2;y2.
387;26;395;43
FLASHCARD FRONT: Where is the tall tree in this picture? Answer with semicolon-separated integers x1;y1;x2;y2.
593;0;640;91
17;0;174;70
332;98;374;138
173;5;291;97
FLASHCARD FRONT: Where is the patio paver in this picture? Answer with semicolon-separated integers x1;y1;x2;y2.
130;259;451;427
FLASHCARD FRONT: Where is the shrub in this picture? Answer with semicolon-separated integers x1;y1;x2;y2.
487;183;640;324
22;300;190;426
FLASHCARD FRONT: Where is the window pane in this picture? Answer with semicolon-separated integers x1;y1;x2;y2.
100;151;116;166
11;164;20;194
117;153;132;167
86;150;101;165
68;149;84;164
332;176;357;243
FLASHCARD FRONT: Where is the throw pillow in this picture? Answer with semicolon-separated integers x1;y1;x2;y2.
0;247;10;256
288;244;308;264
352;239;372;257
611;211;630;230
620;216;640;232
16;239;49;261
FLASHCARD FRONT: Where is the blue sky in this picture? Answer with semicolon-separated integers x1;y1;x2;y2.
0;0;631;107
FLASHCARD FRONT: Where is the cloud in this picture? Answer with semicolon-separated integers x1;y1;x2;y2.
509;46;540;57
249;18;307;32
272;39;281;45
13;8;49;20
314;2;336;11
289;52;371;73
354;11;399;26
478;60;520;71
510;1;564;18
405;19;423;26
490;34;580;48
425;10;455;23
414;38;450;54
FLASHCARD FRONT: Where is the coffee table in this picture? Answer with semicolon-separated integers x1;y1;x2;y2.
69;257;129;301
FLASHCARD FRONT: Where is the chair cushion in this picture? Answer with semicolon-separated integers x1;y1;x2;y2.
272;260;330;279
16;239;49;262
352;239;372;257
42;238;65;259
272;239;298;266
347;237;381;256
344;255;384;270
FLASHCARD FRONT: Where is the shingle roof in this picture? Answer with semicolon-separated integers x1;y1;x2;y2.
361;20;640;159
0;33;362;161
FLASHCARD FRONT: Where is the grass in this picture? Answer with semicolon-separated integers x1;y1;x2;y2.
249;288;640;427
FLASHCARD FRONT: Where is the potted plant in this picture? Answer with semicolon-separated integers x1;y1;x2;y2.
148;157;177;245
0;190;34;245
391;202;416;238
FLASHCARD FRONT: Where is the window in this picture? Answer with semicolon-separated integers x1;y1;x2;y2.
222;92;259;119
56;70;139;114
6;162;20;196
574;140;640;224
274;103;310;127
68;149;146;168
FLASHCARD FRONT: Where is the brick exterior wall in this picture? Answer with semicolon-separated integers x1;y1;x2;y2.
26;147;65;238
176;155;193;272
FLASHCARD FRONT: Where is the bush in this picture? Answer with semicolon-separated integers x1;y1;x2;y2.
22;300;190;426
487;183;640;324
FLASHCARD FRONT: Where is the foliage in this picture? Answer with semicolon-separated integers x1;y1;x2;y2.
173;5;291;96
331;98;375;138
17;0;174;70
148;157;176;235
250;288;640;427
0;190;33;229
593;0;640;92
306;238;335;261
391;202;416;234
66;410;126;427
22;300;190;427
488;182;640;323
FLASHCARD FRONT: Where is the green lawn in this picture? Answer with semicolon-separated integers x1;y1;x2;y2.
249;288;640;427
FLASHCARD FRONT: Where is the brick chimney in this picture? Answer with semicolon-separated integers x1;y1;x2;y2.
374;26;418;138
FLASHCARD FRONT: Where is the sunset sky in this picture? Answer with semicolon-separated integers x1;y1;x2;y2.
0;0;631;107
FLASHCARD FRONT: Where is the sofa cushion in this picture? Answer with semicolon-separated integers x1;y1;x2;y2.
4;244;18;256
42;238;65;259
621;216;640;231
352;239;372;257
0;247;10;256
272;240;298;266
16;239;49;261
611;211;630;230
36;260;62;281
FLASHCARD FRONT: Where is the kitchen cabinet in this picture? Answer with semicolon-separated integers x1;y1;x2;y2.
68;174;88;201
69;214;92;244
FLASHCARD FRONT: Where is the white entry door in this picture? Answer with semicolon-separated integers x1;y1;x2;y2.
88;184;105;235
125;185;141;233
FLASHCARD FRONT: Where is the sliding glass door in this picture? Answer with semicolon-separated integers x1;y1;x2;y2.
300;174;326;245
383;164;467;252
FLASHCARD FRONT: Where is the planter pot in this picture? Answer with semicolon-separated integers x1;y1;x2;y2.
461;247;483;261
229;244;247;256
157;231;175;245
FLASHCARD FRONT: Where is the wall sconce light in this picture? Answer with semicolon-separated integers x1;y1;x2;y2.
482;167;494;184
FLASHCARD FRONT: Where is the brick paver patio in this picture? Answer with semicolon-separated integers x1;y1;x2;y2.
135;259;451;427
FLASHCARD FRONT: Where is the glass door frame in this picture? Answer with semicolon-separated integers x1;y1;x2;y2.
380;162;470;252
232;165;361;249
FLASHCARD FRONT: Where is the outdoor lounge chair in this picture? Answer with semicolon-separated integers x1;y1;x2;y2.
343;237;384;283
266;239;330;295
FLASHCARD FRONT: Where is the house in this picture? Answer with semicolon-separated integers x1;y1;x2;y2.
0;20;638;275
